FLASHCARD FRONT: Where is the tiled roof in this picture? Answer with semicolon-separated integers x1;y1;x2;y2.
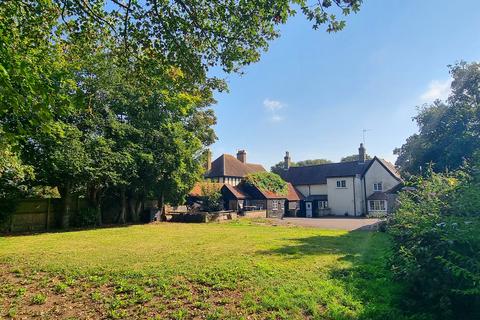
378;158;402;180
205;154;266;178
281;157;401;185
189;182;224;197
281;160;372;185
222;184;250;199
367;192;388;200
224;182;302;201
305;195;328;201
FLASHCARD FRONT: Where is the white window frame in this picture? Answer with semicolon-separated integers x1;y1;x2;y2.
272;200;278;210
373;182;383;191
336;180;347;188
318;200;328;209
369;200;386;211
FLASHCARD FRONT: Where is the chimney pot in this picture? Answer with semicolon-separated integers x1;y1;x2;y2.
284;151;291;170
358;143;366;163
237;150;247;163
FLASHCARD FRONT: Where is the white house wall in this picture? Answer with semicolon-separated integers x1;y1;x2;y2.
354;174;365;216
326;177;356;216
363;160;400;198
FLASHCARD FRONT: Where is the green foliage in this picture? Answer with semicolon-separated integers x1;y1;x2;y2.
31;293;47;305
0;133;33;223
0;0;362;228
245;172;288;196
388;164;480;319
72;207;97;228
395;61;480;175
341;154;371;162
270;158;332;175
199;183;223;212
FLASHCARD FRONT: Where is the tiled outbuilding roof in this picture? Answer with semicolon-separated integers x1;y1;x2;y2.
189;182;224;197
224;182;302;201
205;154;266;178
367;192;388;201
222;184;250;199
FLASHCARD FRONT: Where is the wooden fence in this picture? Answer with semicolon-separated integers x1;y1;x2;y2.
1;199;59;233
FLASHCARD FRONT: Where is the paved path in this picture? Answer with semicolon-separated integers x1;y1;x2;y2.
268;217;382;231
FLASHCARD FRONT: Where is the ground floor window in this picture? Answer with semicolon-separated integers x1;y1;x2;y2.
318;200;328;209
272;200;278;210
369;200;386;211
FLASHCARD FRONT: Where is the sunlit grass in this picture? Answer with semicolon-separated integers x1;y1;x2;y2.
0;220;404;319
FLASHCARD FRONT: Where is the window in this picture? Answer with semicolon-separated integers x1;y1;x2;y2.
373;182;383;191
272;200;278;210
336;180;347;188
318;201;328;209
369;200;386;211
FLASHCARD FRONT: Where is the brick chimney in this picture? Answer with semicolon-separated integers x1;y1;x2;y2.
358;143;366;163
284;151;291;170
205;149;212;171
237;150;247;163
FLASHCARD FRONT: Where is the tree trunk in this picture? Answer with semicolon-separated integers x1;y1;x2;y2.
96;200;102;226
119;186;127;224
136;200;143;222
157;193;166;222
60;182;72;229
92;188;103;226
129;196;138;223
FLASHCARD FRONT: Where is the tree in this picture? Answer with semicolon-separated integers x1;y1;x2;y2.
271;158;332;175
341;154;371;162
0;132;33;224
199;183;223;212
394;62;480;175
1;0;363;228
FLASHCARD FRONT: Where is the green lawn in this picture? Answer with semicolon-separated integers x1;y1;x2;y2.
0;220;404;319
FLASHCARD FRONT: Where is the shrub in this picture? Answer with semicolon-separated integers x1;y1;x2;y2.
31;293;47;305
388;168;480;319
72;206;97;227
244;172;287;196
199;183;223;212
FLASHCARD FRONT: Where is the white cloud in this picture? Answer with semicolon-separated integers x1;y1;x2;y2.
263;98;285;111
270;114;283;122
420;79;451;102
263;98;286;123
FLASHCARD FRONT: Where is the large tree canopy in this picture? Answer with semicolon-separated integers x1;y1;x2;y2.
0;0;363;227
394;62;480;175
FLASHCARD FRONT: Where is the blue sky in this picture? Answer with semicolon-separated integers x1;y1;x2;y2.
209;0;480;169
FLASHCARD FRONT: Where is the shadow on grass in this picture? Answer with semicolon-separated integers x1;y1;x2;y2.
0;222;140;237
257;231;406;319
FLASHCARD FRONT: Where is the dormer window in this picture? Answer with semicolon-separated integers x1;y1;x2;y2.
373;182;383;191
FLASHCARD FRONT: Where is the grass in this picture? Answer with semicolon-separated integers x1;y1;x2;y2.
0;219;405;319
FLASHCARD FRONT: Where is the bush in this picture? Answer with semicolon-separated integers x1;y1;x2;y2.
388;168;480;319
199;183;223;212
244;172;287;196
72;206;97;227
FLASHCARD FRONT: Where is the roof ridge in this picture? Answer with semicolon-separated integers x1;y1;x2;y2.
289;159;370;169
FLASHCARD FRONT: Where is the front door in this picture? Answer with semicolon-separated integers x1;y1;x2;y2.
306;202;312;218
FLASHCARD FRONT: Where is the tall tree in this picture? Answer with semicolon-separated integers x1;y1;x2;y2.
395;62;480;175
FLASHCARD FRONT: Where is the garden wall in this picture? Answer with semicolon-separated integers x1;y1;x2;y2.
242;210;267;219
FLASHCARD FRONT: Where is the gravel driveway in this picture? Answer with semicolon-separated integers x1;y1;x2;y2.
269;217;382;231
